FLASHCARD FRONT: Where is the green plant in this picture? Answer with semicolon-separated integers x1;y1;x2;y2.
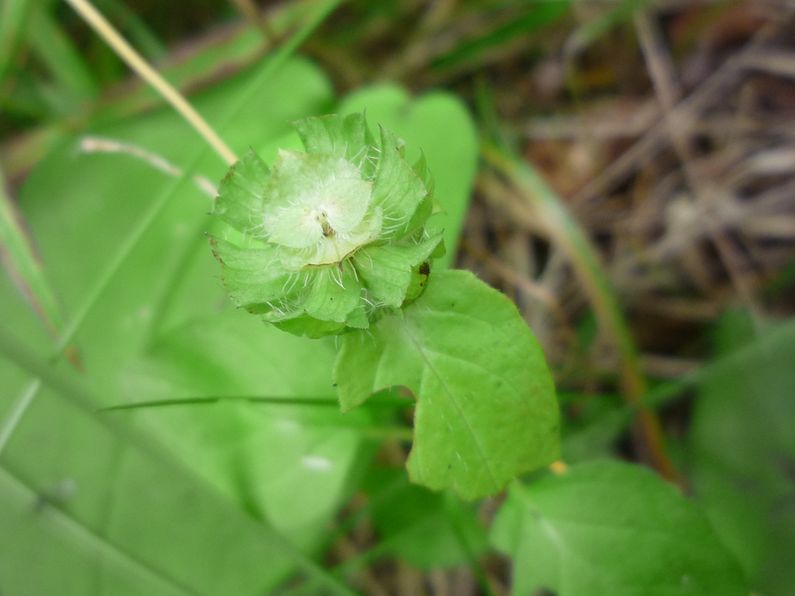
1;2;785;594
210;112;559;499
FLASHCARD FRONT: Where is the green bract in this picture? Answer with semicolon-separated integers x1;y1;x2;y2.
210;113;443;337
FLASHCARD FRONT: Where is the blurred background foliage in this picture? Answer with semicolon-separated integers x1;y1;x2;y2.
1;0;794;594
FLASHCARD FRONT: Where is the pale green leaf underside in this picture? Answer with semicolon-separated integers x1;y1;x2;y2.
491;461;747;596
334;270;559;499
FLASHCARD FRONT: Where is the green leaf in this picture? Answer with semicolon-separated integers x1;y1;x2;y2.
334;270;559;499
126;312;370;548
492;461;747;596
688;312;795;594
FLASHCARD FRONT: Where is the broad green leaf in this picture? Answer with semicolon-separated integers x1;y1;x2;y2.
334;269;559;499
125;312;371;548
492;461;747;596
0;57;343;594
689;312;795;594
0;466;183;596
338;86;478;267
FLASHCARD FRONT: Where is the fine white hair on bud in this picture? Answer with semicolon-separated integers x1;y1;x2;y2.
210;113;444;338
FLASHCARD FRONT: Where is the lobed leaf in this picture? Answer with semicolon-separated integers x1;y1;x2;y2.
334;269;559;499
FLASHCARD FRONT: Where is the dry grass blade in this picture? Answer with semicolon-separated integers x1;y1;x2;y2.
64;0;237;165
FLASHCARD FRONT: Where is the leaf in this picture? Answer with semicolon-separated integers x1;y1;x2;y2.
338;86;478;268
491;461;747;596
334;269;559;499
688;312;795;594
125;312;371;547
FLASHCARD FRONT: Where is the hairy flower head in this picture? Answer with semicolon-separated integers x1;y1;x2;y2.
210;113;443;337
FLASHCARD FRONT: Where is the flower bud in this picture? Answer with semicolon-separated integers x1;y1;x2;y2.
210;113;443;338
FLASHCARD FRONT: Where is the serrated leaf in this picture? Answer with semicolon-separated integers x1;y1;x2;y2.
491;461;747;596
334;270;559;499
209;236;293;311
293;112;370;166
371;126;429;239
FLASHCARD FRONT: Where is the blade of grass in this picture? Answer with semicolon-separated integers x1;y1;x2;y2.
28;7;99;102
565;0;650;55
481;143;679;484
0;325;356;596
100;393;410;412
0;164;65;338
432;2;571;72
98;0;166;59
0;0;34;97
